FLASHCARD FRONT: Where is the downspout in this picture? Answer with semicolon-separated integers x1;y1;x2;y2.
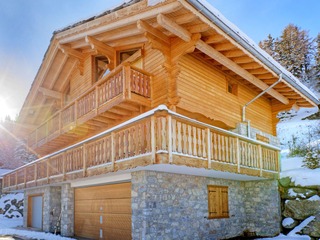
242;74;283;137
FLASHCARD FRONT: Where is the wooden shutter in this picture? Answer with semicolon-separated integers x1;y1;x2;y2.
207;185;229;219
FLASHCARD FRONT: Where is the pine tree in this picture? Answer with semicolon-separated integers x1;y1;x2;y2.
260;24;318;91
259;34;277;59
302;148;320;169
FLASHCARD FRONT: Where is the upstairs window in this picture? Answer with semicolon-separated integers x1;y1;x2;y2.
208;185;229;219
118;49;139;65
94;56;109;82
227;80;238;96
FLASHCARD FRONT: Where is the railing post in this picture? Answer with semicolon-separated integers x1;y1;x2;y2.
167;114;172;164
95;86;99;115
123;63;131;99
111;132;115;171
63;153;66;181
75;101;78;124
34;164;38;186
151;116;156;164
258;145;263;177
59;112;62;134
236;138;240;173
24;168;27;188
83;144;87;177
15;172;18;190
207;128;211;169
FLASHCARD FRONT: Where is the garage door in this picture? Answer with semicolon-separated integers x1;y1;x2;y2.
75;182;131;239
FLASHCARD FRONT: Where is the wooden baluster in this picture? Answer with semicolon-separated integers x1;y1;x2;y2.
177;121;182;153
167;115;172;163
151;116;156;164
202;129;206;158
197;128;201;157
207;128;211;169
141;123;145;154
83;144;87;177
161;118;167;150
188;125;192;155
111;132;115;170
192;127;197;156
225;136;229;162
124;129;129;159
182;123;187;154
213;133;217;160
172;119;176;153
236;138;240;173
217;134;221;161
135;125;140;155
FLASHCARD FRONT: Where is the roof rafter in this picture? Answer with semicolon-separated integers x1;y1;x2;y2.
156;13;289;105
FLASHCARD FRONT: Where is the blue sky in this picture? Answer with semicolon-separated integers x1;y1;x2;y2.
0;0;319;119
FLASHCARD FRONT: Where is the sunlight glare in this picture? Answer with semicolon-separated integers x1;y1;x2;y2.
0;96;13;121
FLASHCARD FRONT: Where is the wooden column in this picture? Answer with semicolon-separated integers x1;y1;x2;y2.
167;114;173;163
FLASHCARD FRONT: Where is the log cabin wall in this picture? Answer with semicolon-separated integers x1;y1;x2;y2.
69;56;92;104
144;43;168;108
176;54;273;135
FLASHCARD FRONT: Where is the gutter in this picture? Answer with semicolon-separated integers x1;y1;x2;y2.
242;74;282;137
186;0;320;106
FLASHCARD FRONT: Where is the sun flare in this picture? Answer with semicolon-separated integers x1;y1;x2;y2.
0;96;14;121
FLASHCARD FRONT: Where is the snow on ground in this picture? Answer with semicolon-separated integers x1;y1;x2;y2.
0;193;74;239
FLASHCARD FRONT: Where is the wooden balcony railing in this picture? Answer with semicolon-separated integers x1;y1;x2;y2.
27;63;151;150
2;106;280;192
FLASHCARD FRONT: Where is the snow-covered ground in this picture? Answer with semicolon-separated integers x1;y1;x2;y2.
0;193;74;240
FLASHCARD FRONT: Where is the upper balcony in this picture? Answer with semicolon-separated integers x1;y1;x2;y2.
2;106;280;193
27;63;151;155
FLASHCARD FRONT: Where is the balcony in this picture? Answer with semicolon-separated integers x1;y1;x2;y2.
2;106;280;192
27;63;152;155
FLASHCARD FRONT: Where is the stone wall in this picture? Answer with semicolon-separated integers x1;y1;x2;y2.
132;171;280;240
60;183;74;237
243;180;281;236
232;122;280;147
24;186;61;232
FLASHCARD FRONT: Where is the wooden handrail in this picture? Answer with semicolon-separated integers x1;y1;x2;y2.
4;107;280;192
27;64;151;149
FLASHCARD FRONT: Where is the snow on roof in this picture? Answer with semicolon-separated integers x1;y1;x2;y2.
189;0;320;105
54;0;141;35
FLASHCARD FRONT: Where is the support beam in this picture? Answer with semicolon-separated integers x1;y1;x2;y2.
59;44;84;75
157;13;191;42
137;19;170;43
85;36;115;69
204;34;225;44
38;87;62;100
195;40;289;104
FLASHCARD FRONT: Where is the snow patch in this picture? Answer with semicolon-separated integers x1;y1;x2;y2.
148;0;165;6
288;216;315;237
308;195;320;201
282;217;294;227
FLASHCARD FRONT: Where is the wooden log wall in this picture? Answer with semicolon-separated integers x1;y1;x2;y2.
177;54;273;135
144;43;168;107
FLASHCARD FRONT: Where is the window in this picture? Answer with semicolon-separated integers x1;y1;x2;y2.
227;80;238;96
117;49;139;65
207;185;229;219
93;56;109;82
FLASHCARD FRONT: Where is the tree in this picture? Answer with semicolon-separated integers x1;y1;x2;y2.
259;24;316;89
259;34;277;59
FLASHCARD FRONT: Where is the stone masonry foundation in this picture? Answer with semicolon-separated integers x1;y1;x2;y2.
132;171;280;240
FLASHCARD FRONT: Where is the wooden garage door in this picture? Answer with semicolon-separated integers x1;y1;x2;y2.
75;182;131;240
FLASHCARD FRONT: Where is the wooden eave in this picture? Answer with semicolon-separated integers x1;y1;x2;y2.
17;0;317;136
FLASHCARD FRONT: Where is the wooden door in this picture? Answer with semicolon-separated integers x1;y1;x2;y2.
74;182;131;239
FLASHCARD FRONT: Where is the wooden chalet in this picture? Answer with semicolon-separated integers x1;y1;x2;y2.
2;0;319;239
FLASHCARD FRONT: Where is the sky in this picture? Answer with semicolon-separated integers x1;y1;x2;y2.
0;0;320;119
